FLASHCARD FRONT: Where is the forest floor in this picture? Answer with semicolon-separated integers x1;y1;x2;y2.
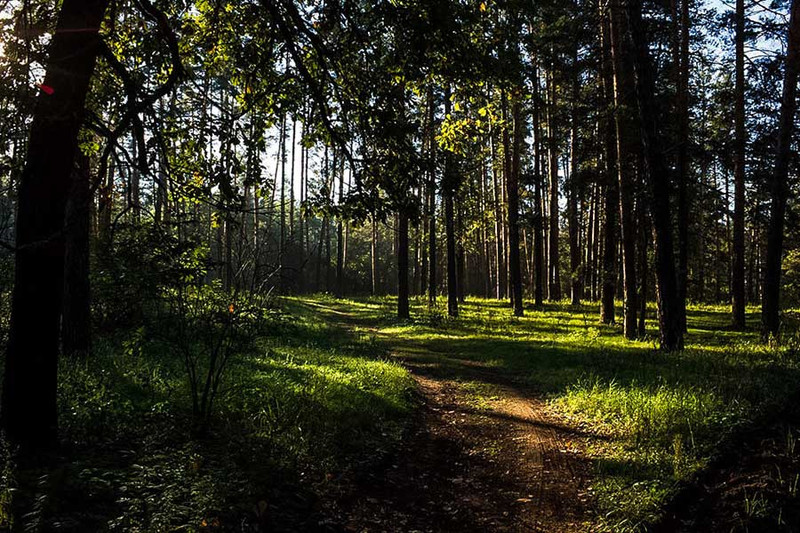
292;296;800;533
7;296;800;532
306;299;595;532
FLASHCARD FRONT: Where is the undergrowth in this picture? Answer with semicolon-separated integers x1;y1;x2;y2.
4;298;414;531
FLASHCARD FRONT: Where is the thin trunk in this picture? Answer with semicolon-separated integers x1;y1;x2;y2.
568;65;582;306
600;7;619;324
533;61;545;306
547;69;561;301
398;210;410;319
336;158;344;297
444;88;459;317
371;212;378;296
491;123;506;300
427;88;437;307
508;95;524;316
731;0;747;329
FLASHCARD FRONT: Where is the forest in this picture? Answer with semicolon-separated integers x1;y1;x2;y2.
1;0;800;530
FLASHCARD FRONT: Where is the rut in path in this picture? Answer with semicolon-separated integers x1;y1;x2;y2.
313;302;598;532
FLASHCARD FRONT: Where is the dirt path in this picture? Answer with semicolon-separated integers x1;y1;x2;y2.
314;303;597;532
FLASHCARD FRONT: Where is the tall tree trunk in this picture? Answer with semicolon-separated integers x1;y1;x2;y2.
585;181;597;300
600;7;619;324
336;159;344;297
568;65;582;306
371;212;378;295
547;69;561;301
674;0;690;332
427;88;437;307
626;0;684;350
610;0;639;338
457;199;466;303
731;0;747;329
491;123;506;300
1;0;110;448
762;0;800;339
444;89;459;317
532;60;545;307
508;95;525;316
279;114;288;287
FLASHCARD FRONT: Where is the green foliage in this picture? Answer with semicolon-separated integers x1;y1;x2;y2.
93;221;208;329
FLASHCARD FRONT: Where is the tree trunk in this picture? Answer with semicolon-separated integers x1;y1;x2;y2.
508;95;524;316
336;160;344;297
371;212;378;295
637;202;649;337
1;0;110;448
444;89;459;317
674;0;690;332
568;50;583;306
610;0;639;338
762;0;800;339
427;89;437;307
547;69;561;301
491;123;506;300
731;0;747;329
398;210;410;319
600;7;619;324
626;0;684;350
532;60;545;307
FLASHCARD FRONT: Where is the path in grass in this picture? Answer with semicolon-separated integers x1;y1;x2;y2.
306;300;596;532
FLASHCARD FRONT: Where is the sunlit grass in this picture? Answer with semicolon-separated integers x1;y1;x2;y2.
308;294;800;532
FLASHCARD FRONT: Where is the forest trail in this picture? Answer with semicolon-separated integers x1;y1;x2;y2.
307;301;596;532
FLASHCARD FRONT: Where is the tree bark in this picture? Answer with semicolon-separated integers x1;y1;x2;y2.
626;0;684;350
491;123;506;300
508;94;524;316
600;7;619;324
674;0;690;332
731;0;747;329
568;91;582;306
444;89;459;317
547;69;561;301
610;0;639;339
2;0;110;448
398;210;410;319
427;88;437;307
532;60;545;307
762;0;800;339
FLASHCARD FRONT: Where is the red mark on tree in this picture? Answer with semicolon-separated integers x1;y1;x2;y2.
37;84;55;95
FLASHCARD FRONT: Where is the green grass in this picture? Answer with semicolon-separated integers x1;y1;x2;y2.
313;295;800;532
15;300;415;531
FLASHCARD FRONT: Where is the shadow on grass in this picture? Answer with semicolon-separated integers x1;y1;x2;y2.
293;295;800;531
